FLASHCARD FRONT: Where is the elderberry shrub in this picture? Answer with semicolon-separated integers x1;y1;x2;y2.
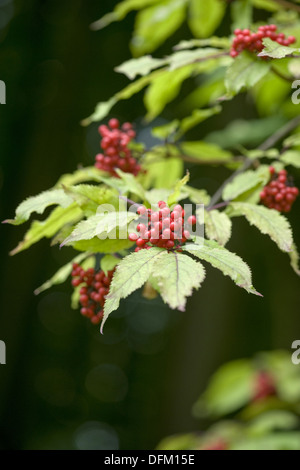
260;167;299;213
95;118;141;177
71;264;115;325
128;201;197;252
230;25;296;58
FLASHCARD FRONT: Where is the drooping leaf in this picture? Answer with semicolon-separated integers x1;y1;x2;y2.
81;71;160;125
10;204;83;256
225;53;271;95
130;0;187;56
250;0;281;11
200;209;232;246
102;248;165;331
229;202;294;252
90;0;162;30
144;66;193;121
61;211;138;246
115;55;167;79
188;0;226;38
100;254;120;275
184;238;260;295
151;250;206;311
34;252;91;295
258;38;299;59
5;189;73;226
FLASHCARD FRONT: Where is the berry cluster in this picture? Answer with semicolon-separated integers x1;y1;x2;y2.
95;118;141;177
260;167;299;213
253;371;276;402
128;201;197;252
230;25;296;58
71;263;115;325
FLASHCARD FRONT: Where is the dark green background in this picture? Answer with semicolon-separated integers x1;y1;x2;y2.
0;0;299;450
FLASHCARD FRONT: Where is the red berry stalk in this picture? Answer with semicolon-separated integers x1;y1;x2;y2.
230;25;296;58
71;263;115;325
253;371;276;401
129;201;197;252
95;118;141;177
260;167;299;213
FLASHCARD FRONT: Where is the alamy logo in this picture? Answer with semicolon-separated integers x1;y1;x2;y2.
0;340;6;364
292;340;300;365
0;80;6;104
292;80;300;105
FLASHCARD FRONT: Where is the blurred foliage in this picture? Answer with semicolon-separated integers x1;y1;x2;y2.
158;351;300;450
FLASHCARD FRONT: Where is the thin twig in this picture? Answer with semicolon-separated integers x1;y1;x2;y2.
207;115;300;209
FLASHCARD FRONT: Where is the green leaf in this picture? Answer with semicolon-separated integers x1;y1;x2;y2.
258;38;299;59
251;0;281;11
152;120;180;140
73;237;133;254
142;155;184;190
63;185;119;216
10;204;83;256
81;72;160;126
289;244;300;276
100;255;120;275
157;433;199;451
225;53;271;95
115;169;146;200
231;432;300;451
181;141;233;163
167;172;190;206
5;189;73;226
130;0;187;56
231;0;252;30
151;250;206;311
229;202;293;252
184;186;211;206
174;37;230;50
222;169;269;201
188;0;226;38
115;55;167;79
61;211;138;246
167;48;224;71
144;66;193;121
34;252;91;295
90;0;162;30
193;359;255;417
281;150;300;168
200;209;232;246
102;248;164;331
55;167;106;187
248;411;299;436
177;106;222;137
184;239;260;295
